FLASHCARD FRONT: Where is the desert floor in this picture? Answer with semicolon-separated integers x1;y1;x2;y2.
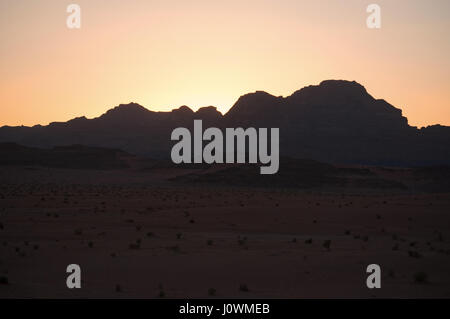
1;166;450;298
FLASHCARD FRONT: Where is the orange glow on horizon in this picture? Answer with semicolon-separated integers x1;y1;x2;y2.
0;0;449;128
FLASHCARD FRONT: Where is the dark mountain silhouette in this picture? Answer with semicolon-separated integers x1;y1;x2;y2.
224;80;450;165
1;80;449;166
0;103;222;158
0;143;130;169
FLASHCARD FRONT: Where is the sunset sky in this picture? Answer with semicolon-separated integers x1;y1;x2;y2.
0;0;449;127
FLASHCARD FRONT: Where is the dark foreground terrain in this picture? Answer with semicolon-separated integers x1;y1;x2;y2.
1;158;450;298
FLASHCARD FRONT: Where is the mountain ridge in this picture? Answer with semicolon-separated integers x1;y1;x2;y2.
1;80;449;166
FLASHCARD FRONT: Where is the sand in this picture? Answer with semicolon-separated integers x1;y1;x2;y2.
0;166;450;298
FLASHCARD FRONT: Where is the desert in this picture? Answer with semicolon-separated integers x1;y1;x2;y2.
1;154;449;298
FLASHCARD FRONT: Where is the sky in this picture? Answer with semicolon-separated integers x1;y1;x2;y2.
0;0;449;127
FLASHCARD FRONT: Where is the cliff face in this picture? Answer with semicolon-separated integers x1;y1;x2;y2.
1;80;449;166
222;80;446;165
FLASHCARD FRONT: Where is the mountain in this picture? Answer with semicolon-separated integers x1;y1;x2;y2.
0;143;130;169
1;80;449;166
224;80;450;165
0;103;223;158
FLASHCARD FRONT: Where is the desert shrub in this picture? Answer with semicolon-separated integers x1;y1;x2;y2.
408;251;421;258
167;245;180;253
0;276;8;285
208;288;216;296
238;236;247;246
239;284;249;292
414;272;428;284
129;243;140;250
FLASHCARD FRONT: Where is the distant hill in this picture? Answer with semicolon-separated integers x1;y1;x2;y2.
0;143;130;169
170;157;408;190
1;80;449;166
